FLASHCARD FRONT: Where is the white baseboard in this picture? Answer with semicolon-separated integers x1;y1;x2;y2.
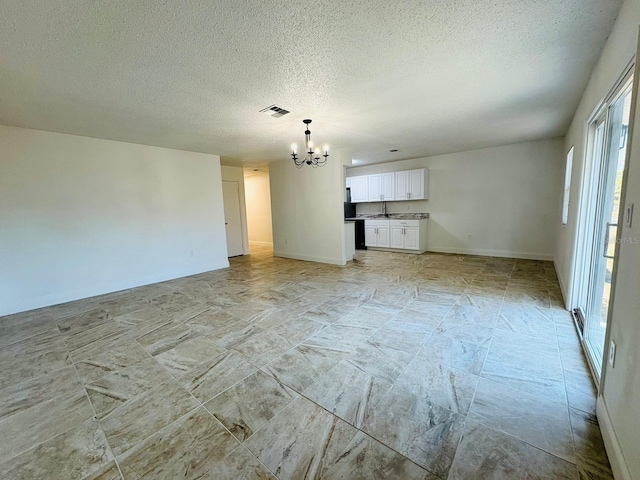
597;396;632;480
426;245;554;261
1;260;230;317
273;251;346;266
249;241;273;247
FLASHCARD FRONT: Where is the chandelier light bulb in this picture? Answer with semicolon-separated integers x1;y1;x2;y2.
291;143;297;154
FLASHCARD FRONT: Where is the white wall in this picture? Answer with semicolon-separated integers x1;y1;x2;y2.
220;165;250;255
555;0;640;302
598;39;640;479
270;150;351;265
348;139;564;260
243;169;273;246
0;125;229;316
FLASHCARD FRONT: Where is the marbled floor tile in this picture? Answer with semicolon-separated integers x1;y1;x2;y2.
0;329;71;389
205;318;264;350
148;291;204;316
496;304;556;338
155;336;226;380
204;370;297;442
57;308;112;339
272;316;325;345
435;317;494;347
231;329;295;367
570;408;614;479
184;308;236;336
0;392;93;463
443;304;500;328
224;300;275;323
361;385;465;477
414;290;461;306
72;336;152;384
0;365;82;420
448;420;579;480
208;444;277;480
394;357;478;414
0;310;56;349
303;360;393;428
135;321;200;356
99;295;154;317
300;301;350;325
181;351;258;403
85;460;122;480
117;407;241;479
469;377;575;462
564;369;597;416
244;396;430;480
99;379;199;456
367;325;429;356
418;333;488;375
335;304;397;329
456;293;503;311
504;287;551;308
63;320;126;352
261;344;344;392
303;324;375;353
85;357;175;419
114;306;172;338
482;329;566;405
346;341;412;384
45;298;100;322
0;418;113;480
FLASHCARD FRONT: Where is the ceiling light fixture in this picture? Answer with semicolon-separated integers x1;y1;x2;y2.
291;119;329;168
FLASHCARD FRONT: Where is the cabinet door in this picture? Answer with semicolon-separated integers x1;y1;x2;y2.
395;171;409;200
409;169;425;200
350;176;369;203
377;226;390;247
403;227;420;250
368;174;382;202
390;226;405;248
364;226;378;247
381;172;395;201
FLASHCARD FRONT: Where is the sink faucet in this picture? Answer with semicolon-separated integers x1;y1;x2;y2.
382;201;388;217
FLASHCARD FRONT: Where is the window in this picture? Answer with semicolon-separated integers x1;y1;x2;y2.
562;146;574;225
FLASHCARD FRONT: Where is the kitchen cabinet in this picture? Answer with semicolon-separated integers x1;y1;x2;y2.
364;220;390;247
349;175;369;203
368;173;395;202
365;219;428;252
395;168;428;201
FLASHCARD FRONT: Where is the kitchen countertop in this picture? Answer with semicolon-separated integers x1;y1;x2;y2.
353;213;429;220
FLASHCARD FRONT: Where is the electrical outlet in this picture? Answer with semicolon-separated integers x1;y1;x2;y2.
609;340;616;367
626;203;634;228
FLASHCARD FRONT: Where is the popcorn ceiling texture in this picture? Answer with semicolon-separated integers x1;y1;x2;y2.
0;0;622;165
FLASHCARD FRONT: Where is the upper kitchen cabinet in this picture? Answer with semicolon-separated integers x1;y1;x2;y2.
395;168;428;200
368;173;395;202
349;175;369;203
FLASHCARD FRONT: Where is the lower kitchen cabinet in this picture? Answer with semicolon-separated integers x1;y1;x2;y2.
365;220;390;247
365;219;427;252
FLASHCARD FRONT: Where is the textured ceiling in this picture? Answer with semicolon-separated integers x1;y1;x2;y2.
0;0;622;165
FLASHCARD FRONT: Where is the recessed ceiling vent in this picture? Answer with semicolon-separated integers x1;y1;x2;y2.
259;105;290;118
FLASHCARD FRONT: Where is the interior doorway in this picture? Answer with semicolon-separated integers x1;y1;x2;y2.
573;75;633;381
222;180;245;257
243;167;273;249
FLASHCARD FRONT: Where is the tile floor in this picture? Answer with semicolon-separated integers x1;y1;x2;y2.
0;246;613;479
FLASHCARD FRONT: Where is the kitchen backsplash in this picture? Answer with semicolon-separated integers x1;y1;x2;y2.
355;200;429;215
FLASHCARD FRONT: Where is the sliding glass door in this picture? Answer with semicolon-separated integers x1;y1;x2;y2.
575;78;632;378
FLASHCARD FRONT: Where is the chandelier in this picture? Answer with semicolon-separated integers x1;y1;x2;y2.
291;119;329;168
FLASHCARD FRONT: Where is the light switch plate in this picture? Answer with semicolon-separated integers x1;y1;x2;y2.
609;340;616;368
626;203;634;228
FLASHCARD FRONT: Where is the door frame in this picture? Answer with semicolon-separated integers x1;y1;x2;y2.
222;180;245;257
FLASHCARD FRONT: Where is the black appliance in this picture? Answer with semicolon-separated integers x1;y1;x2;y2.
344;202;356;219
353;219;366;250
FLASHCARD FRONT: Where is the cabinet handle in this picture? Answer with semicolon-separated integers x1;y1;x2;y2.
408;192;412;199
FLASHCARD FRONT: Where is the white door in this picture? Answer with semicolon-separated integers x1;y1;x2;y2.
222;180;244;257
404;227;420;250
377;225;390;247
390;227;404;248
395;171;409;200
368;174;382;202
409;169;424;199
364;226;378;247
381;173;395;201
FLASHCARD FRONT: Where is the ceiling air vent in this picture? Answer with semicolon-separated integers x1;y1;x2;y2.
259;105;290;118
